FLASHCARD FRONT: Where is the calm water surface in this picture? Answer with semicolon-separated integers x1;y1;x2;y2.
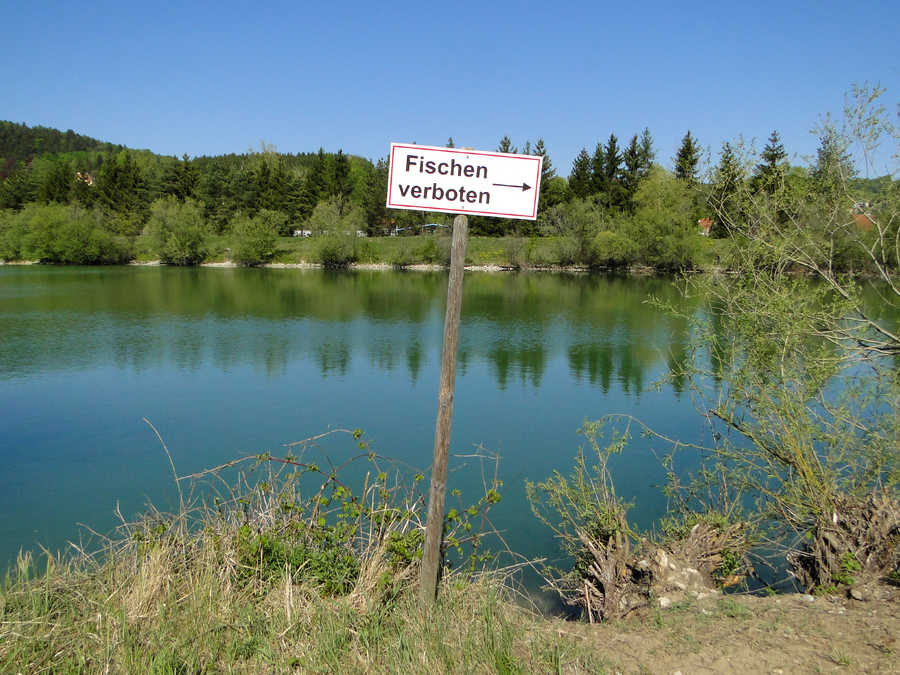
1;266;706;571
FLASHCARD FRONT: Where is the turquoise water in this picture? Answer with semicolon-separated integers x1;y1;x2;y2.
0;266;705;571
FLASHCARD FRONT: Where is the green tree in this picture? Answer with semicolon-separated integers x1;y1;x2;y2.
709;141;747;236
231;209;284;265
38;159;73;203
621;134;642;210
306;196;342;236
95;151;148;234
497;136;516;154
332;149;352;214
624;165;699;269
361;157;389;235
569;148;593;199
533;138;558;211
673;131;700;184
668;87;899;590
0;166;38;210
638;127;655;176
810;125;856;206
600;133;624;209
162;154;198;201
146;196;208;265
752;130;788;196
590;142;605;194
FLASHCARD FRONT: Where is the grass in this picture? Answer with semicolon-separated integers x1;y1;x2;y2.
0;438;605;674
0;531;607;673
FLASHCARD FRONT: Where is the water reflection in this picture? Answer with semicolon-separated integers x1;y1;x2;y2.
0;267;696;393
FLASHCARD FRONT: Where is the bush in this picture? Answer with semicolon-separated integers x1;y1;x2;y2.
2;203;132;264
418;235;450;265
503;236;526;269
231;209;284;266
146;196;208;265
527;421;752;621
624;166;703;270
541;199;606;265
316;234;357;267
389;239;415;268
592;230;636;268
0;209;28;260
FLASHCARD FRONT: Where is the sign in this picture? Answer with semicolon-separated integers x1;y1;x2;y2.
386;143;543;220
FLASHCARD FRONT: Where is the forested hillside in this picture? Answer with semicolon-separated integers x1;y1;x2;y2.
0;121;125;180
0;120;895;270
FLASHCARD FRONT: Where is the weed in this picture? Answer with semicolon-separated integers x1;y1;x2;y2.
716;597;751;619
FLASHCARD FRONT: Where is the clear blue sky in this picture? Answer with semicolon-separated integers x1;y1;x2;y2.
5;0;899;176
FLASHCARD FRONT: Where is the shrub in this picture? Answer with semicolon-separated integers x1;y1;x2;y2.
4;203;132;264
592;230;636;268
418;235;450;265
316;234;357;267
527;421;752;621
503;236;526;269
0;208;28;260
146;196;208;265
231;209;284;266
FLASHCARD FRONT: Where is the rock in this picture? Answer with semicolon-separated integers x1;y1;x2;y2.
800;594;815;603
659;596;672;609
849;587;867;601
654;549;668;570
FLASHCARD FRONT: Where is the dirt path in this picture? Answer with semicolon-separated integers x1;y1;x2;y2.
554;585;898;673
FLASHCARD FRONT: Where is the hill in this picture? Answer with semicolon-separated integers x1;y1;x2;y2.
0;121;126;179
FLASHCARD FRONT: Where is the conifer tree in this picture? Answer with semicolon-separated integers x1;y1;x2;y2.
752;130;788;196
810;126;855;206
533;138;556;182
446;137;455;148
621;134;642;209
638;127;655;176
569;148;593;199
602;133;624;208
332;149;351;215
674;131;700;183
590;142;605;194
362;157;389;235
533;138;558;210
497;136;516;154
709;141;746;236
39;159;73;203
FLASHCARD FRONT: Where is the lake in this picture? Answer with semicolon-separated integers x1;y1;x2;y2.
1;266;708;573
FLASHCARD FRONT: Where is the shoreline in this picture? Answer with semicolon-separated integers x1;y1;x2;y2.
2;258;673;275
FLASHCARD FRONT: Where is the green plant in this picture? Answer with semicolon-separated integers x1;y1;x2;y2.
146;196;208;265
832;551;862;587
230;209;284;266
316;233;357;267
661;83;900;592
716;597;751;619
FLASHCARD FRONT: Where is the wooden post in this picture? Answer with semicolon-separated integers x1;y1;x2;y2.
420;214;468;603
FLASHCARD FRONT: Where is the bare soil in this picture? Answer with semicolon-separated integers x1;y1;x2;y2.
550;583;899;674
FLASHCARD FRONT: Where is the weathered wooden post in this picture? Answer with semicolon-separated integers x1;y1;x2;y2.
383;142;542;602
420;213;468;603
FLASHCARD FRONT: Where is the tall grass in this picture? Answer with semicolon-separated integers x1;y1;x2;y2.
0;431;604;673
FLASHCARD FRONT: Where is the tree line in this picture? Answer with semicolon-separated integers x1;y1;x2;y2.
0;119;895;270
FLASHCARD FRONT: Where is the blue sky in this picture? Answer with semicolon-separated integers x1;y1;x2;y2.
5;0;899;176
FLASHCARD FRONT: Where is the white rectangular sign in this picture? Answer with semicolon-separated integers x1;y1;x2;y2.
386;143;543;220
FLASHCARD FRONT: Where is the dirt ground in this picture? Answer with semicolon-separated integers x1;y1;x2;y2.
553;583;899;674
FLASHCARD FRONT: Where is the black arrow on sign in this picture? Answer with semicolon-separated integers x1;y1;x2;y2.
492;182;532;191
